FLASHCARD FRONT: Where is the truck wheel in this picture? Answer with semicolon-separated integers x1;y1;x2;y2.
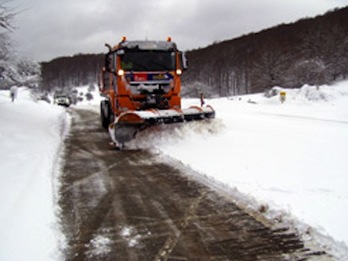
100;101;110;129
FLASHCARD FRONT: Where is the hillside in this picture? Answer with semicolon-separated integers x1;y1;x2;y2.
39;7;348;97
183;7;348;96
40;53;104;92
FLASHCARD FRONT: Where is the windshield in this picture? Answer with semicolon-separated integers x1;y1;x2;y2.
121;50;176;72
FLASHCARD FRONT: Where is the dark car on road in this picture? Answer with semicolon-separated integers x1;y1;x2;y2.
54;94;71;107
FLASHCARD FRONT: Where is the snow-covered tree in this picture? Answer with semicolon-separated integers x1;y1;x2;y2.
0;1;14;59
0;1;41;90
0;1;14;30
0;1;14;89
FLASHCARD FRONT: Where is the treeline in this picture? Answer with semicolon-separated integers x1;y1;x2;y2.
40;53;104;92
40;7;348;96
183;7;348;96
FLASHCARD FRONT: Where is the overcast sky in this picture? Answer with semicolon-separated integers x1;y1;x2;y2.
7;0;348;62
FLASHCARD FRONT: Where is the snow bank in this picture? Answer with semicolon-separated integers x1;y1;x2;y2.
0;88;69;261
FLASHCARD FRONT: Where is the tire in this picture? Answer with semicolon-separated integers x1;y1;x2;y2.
100;100;111;129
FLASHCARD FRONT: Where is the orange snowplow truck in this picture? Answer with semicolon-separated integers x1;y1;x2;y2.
99;37;215;145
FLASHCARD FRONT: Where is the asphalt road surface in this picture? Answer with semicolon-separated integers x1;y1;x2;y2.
58;108;332;261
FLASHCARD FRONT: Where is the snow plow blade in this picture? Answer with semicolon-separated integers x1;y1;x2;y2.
110;106;215;145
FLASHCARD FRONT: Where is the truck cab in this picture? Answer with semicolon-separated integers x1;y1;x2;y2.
99;37;188;128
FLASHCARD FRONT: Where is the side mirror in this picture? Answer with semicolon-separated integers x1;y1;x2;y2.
99;68;107;92
181;52;188;70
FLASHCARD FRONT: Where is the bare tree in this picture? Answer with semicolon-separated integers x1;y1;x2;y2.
251;47;285;92
0;1;14;31
0;1;15;61
0;32;11;60
0;2;42;89
0;1;14;88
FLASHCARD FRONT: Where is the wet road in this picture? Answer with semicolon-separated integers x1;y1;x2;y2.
59;108;332;260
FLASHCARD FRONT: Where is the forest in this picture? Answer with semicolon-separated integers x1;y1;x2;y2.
183;6;347;97
39;6;348;97
40;54;104;92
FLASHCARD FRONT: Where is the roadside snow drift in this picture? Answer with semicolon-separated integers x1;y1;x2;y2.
0;88;68;261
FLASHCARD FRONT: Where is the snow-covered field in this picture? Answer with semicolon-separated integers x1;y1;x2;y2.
1;81;348;260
